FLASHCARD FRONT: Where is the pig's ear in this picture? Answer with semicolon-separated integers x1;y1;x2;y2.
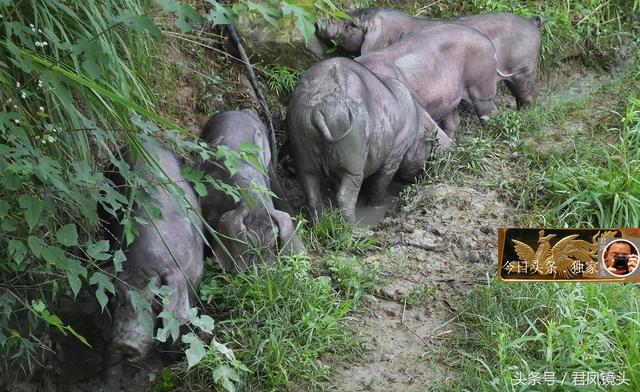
163;274;191;325
360;17;382;54
270;209;305;255
216;205;250;271
218;206;249;241
270;209;294;244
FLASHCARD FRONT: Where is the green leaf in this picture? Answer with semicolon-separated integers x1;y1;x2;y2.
56;224;78;247
213;340;235;361
194;182;207;197
89;272;115;312
1;217;18;232
281;3;315;41
87;240;111;260
117;12;162;37
239;143;266;176
191;313;215;335
131;114;160;133
156;311;180;343
181;332;206;369
113;250;126;273
1;170;22;191
0;200;10;219
8;240;27;266
71;37;106;80
57;257;88;297
18;194;44;231
207;3;232;25
28;236;45;258
42;246;66;265
212;364;240;392
155;0;201;32
246;1;279;27
31;299;91;347
129;290;154;335
129;290;151;314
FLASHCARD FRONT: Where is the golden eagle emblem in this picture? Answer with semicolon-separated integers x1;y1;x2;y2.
504;230;617;278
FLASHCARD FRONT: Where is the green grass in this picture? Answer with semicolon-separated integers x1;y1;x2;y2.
425;21;640;392
539;99;640;227
176;254;364;391
301;210;381;255
409;0;640;68
447;281;640;391
261;63;303;98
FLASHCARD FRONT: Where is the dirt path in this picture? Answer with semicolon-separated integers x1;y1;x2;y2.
323;62;616;391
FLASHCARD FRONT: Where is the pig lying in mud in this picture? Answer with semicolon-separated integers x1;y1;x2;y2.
316;8;543;109
102;142;203;388
353;23;514;134
287;57;450;223
199;109;304;272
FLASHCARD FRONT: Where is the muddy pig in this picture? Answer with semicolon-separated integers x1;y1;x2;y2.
287;57;450;223
353;23;516;135
102;141;203;388
316;8;543;110
199;109;304;272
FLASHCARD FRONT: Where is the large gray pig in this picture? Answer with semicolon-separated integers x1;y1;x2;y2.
287;57;450;223
353;23;510;134
103;141;203;372
199;110;304;272
316;8;543;109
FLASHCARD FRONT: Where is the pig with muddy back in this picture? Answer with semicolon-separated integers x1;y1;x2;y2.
316;8;543;109
287;57;450;223
199;109;304;272
102;141;203;391
350;23;513;134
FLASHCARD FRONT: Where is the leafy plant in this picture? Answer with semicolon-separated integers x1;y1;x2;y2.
262;63;303;97
301;210;380;255
447;280;640;391
538;98;640;227
192;254;362;391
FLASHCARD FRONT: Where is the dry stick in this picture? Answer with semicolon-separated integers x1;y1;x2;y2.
224;22;294;215
400;298;429;346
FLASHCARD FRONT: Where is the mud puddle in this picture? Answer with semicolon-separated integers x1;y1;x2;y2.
354;181;404;228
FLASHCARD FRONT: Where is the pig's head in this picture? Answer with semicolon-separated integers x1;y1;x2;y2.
215;203;296;272
109;275;159;362
315;18;365;54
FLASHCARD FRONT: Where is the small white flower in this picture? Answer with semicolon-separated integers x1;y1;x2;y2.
39;106;45;112
46;135;56;143
0;14;3;19
21;91;26;99
14;119;20;124
42;41;48;46
52;128;57;133
41;139;47;144
38;80;43;88
13;105;17;109
38;29;43;33
16;82;20;88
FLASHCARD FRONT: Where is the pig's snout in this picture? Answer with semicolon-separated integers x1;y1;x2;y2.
113;338;148;362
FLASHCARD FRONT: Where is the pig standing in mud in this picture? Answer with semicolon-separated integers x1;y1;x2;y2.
316;8;543;109
199;109;304;272
102;142;203;390
287;57;450;223
351;23;514;134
